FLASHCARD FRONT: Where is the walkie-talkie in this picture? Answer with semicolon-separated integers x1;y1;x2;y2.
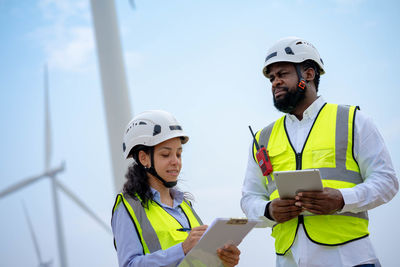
249;126;273;176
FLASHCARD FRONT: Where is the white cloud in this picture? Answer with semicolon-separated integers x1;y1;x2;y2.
38;0;88;21
31;0;94;72
45;26;94;71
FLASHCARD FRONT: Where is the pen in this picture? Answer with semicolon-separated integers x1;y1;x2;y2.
176;228;191;232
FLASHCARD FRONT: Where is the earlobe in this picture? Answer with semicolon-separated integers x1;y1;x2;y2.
138;150;150;167
305;68;315;82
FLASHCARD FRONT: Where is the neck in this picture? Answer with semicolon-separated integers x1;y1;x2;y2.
291;88;318;120
149;174;173;206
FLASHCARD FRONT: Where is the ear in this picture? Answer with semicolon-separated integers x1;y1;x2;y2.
138;150;150;167
304;67;315;83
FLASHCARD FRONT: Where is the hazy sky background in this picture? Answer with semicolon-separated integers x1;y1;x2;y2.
1;0;399;266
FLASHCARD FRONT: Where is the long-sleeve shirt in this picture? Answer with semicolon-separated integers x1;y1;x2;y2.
241;96;398;267
112;187;191;267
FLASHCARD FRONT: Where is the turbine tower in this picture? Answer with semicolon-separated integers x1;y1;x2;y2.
90;0;133;194
22;201;53;267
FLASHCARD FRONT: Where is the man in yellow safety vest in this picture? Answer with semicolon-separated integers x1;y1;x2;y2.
240;37;398;267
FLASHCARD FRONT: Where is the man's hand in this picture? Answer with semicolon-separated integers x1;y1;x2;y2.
181;225;208;255
295;187;344;215
269;198;303;223
217;244;241;267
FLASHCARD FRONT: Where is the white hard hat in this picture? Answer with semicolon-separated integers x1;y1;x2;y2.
122;110;189;159
262;36;325;77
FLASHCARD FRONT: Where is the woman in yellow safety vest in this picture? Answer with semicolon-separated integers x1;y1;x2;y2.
112;110;240;267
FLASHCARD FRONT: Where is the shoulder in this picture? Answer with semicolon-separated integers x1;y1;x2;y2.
353;107;372;123
351;107;375;128
263;120;279;131
333;105;380;140
182;192;195;207
111;199;131;230
257;119;281;139
259;118;282;141
332;104;371;124
353;108;381;140
183;198;193;207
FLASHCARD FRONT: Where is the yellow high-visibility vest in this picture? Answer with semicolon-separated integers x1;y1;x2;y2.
113;193;202;254
253;103;369;255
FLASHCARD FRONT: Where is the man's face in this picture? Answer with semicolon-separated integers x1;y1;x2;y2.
267;62;305;113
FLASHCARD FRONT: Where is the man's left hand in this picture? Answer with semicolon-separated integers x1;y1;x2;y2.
295;187;344;215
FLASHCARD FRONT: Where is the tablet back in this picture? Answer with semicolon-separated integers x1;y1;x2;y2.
274;169;323;199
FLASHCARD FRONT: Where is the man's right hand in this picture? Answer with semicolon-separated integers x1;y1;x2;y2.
269;198;302;223
181;225;208;255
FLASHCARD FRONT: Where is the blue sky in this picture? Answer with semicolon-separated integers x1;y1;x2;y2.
1;0;399;266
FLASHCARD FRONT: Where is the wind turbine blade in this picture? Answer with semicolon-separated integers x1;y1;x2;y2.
44;64;52;171
22;201;43;264
55;180;112;234
0;164;65;199
0;173;47;198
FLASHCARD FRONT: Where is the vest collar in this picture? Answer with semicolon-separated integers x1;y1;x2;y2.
150;186;184;208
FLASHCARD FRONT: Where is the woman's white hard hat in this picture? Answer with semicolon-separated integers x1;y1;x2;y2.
262;36;325;77
122;110;189;159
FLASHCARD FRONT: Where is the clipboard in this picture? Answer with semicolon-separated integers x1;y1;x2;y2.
274;169;323;199
178;218;259;267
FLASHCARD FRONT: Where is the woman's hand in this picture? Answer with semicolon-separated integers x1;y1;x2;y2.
181;225;208;255
217;244;241;267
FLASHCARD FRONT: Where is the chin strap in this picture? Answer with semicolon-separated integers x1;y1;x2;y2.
295;64;307;94
144;149;177;188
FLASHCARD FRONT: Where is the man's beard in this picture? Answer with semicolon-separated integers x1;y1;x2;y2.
273;87;305;113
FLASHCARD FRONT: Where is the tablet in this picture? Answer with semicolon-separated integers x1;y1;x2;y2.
274;169;323;199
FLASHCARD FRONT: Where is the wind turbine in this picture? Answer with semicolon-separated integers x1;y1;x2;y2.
90;0;133;194
22;201;53;267
0;65;111;267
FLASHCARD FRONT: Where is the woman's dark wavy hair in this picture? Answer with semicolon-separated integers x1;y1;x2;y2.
122;145;154;208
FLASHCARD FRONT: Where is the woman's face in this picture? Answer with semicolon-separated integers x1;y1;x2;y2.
152;137;182;183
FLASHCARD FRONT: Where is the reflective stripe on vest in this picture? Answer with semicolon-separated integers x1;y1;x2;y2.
253;103;369;255
112;193;202;254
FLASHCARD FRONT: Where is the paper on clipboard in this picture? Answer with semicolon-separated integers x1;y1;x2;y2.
178;218;259;267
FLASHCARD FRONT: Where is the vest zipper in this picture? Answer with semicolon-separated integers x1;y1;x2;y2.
298;214;304;224
296;153;304;225
285;103;327;171
296;153;302;170
296;152;303;224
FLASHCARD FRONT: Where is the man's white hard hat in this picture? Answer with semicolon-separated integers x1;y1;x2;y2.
262;36;325;77
122;110;189;159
